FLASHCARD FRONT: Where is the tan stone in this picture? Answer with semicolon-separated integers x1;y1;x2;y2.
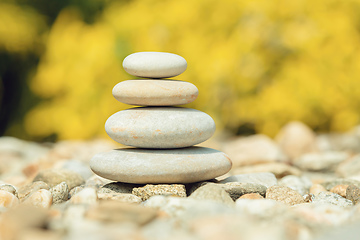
309;184;327;196
275;121;318;160
337;154;360;178
223;134;287;168
22;162;39;179
70;187;98;205
266;186;305;206
33;169;84;189
330;184;348;198
18;181;49;201
0;190;19;208
0;205;48;240
97;193;142;203
239;193;264;200
22;189;52;208
69;185;85;199
132;184;186;201
17;229;62;240
113;80;198;106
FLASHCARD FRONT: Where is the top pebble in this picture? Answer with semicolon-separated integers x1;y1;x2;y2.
123;52;187;78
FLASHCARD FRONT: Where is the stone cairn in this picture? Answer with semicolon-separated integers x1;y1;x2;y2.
90;52;232;184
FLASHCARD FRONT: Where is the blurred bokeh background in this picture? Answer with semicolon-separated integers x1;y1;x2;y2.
1;0;360;142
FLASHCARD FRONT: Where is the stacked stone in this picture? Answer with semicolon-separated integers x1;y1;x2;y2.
90;52;232;184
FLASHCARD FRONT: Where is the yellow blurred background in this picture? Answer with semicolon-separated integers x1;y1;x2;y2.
1;0;360;141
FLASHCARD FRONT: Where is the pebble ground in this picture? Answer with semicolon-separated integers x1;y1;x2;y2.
1;121;360;240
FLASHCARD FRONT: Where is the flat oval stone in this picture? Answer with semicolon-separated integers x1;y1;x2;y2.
90;147;232;184
112;80;198;106
105;107;215;148
123;52;187;78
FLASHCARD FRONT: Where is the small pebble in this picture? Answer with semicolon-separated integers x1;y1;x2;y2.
222;134;287;168
266;186;305;206
321;178;360;191
69;185;85;198
18;181;49;202
239;193;264;200
70;187;98;205
0;184;18;197
312;191;352;207
291;202;352;226
294;151;348;171
22;162;40;178
132;184;186;201
23;189;53;208
33;169;85;189
275;121;318;160
0;190;19;208
97;192;142;203
50;182;69;204
303;193;315;202
186;181;219;196
346;184;360;205
336;154;360;178
278;175;312;196
85;175;111;189
235;199;288;217
309;184;327;196
99;182;141;194
330;184;348;198
0;205;49;239
144;195;234;218
61;160;94;180
190;183;234;207
222;182;267;200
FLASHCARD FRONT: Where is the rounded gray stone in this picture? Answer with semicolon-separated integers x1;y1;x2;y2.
105;107;216;148
90;147;232;184
123;52;187;78
112;80;198;106
189;183;234;207
312;191;353;207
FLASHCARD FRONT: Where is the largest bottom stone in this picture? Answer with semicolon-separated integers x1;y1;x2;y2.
90;147;232;184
